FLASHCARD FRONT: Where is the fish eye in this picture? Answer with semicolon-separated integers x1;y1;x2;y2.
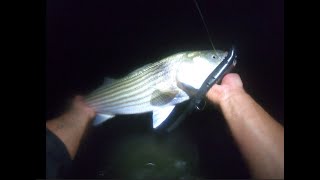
212;55;216;59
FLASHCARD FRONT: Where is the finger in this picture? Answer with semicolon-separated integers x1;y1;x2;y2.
74;95;84;102
221;73;243;87
206;84;223;104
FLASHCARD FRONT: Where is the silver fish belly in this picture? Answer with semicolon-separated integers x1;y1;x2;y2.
85;50;227;128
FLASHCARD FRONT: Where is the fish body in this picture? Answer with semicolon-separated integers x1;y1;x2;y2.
85;50;228;128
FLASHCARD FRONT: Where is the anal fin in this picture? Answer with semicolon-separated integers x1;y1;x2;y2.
152;105;175;129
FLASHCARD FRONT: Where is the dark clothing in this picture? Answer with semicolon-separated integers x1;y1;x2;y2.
46;128;72;179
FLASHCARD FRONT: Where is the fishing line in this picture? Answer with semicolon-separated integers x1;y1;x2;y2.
192;0;218;57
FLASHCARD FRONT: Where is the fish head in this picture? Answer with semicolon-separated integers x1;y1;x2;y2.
176;50;228;93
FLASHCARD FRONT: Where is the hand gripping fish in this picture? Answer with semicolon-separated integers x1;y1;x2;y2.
85;48;236;129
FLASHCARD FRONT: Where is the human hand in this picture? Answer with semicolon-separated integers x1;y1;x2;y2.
63;95;96;123
46;95;96;160
206;73;246;107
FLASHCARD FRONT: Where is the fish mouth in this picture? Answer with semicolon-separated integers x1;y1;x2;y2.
156;46;237;133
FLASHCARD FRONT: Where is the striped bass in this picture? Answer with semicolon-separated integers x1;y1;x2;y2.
85;50;228;128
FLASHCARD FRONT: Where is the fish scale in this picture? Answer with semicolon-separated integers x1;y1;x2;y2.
85;50;227;127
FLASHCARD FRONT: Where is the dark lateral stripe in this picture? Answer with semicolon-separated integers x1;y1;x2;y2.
88;68;161;101
86;61;165;100
86;67;166;104
90;83;154;108
88;68;168;104
85;62;167;102
86;59;172;100
95;98;153;113
88;71;169;107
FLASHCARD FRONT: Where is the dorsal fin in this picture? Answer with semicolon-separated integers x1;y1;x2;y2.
127;63;152;77
103;77;116;86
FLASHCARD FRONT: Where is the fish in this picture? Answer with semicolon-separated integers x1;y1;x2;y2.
85;50;228;128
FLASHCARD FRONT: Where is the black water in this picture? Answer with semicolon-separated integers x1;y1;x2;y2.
46;0;283;178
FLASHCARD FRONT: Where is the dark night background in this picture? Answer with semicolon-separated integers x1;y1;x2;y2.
46;0;283;179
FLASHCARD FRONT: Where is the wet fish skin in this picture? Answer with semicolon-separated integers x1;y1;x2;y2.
85;50;228;127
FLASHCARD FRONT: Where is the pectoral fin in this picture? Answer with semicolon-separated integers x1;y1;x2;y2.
93;113;115;126
152;105;175;128
150;89;179;106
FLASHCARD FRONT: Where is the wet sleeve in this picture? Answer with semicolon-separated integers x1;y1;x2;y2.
46;128;72;178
